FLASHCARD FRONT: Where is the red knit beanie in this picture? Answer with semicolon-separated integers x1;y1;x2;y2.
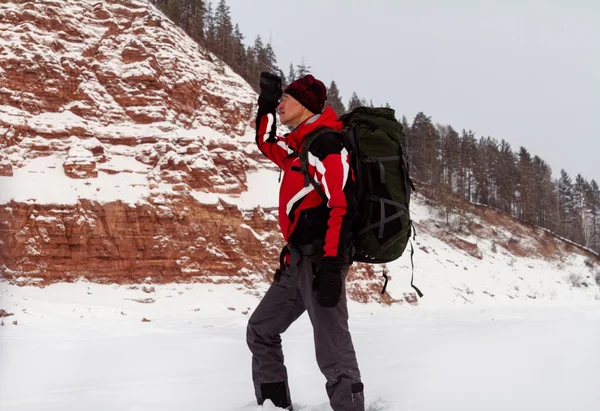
284;75;327;114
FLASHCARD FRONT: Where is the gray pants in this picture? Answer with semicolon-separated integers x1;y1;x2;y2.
247;248;364;411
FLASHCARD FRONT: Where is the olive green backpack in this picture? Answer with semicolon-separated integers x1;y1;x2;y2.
300;107;422;297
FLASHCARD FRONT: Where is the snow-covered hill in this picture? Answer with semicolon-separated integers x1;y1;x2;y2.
0;0;599;308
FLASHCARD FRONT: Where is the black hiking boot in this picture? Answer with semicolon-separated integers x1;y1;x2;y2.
260;381;292;410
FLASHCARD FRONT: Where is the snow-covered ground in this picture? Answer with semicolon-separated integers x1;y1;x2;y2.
1;281;599;411
1;166;599;411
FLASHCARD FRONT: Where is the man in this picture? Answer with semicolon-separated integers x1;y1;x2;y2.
247;72;364;411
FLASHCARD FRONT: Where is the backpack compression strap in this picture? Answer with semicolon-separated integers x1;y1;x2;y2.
380;229;423;298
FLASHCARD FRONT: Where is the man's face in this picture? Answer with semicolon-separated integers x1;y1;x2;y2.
278;93;310;127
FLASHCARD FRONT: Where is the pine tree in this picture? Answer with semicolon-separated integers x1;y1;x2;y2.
153;0;168;15
166;0;182;26
496;140;517;215
459;130;478;202
277;68;286;88
245;44;258;88
474;137;499;206
151;1;283;94
181;1;192;35
401;115;410;130
296;58;310;78
532;156;555;228
264;42;278;74
204;1;216;51
154;0;182;25
588;179;600;250
252;36;277;88
253;35;266;74
410;112;440;188
194;0;207;44
516;147;536;222
580;178;597;248
557;169;575;239
401;115;412;166
439;125;460;190
348;92;362;111
232;23;245;74
181;0;205;43
214;0;233;62
573;174;589;244
287;62;296;85
325;81;345;115
436;125;461;222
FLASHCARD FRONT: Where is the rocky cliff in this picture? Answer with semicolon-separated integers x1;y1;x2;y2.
0;0;399;303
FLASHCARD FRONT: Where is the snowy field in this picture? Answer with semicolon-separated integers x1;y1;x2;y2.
1;282;599;411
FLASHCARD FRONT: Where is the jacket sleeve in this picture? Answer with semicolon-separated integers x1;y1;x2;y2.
255;108;291;169
308;133;357;260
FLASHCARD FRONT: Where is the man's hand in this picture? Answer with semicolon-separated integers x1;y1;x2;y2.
258;72;283;112
315;257;344;308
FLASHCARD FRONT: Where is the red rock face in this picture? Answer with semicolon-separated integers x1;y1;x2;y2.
0;198;283;284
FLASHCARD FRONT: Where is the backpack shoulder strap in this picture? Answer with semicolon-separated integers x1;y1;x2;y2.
299;127;344;162
299;128;344;202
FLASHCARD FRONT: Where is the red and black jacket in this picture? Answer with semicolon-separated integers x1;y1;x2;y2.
256;106;357;261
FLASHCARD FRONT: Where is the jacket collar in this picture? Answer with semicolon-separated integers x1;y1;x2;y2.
286;106;344;152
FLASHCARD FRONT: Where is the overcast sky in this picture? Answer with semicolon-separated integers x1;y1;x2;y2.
226;0;600;183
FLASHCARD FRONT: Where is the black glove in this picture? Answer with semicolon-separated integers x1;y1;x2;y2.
258;72;283;112
314;257;344;308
